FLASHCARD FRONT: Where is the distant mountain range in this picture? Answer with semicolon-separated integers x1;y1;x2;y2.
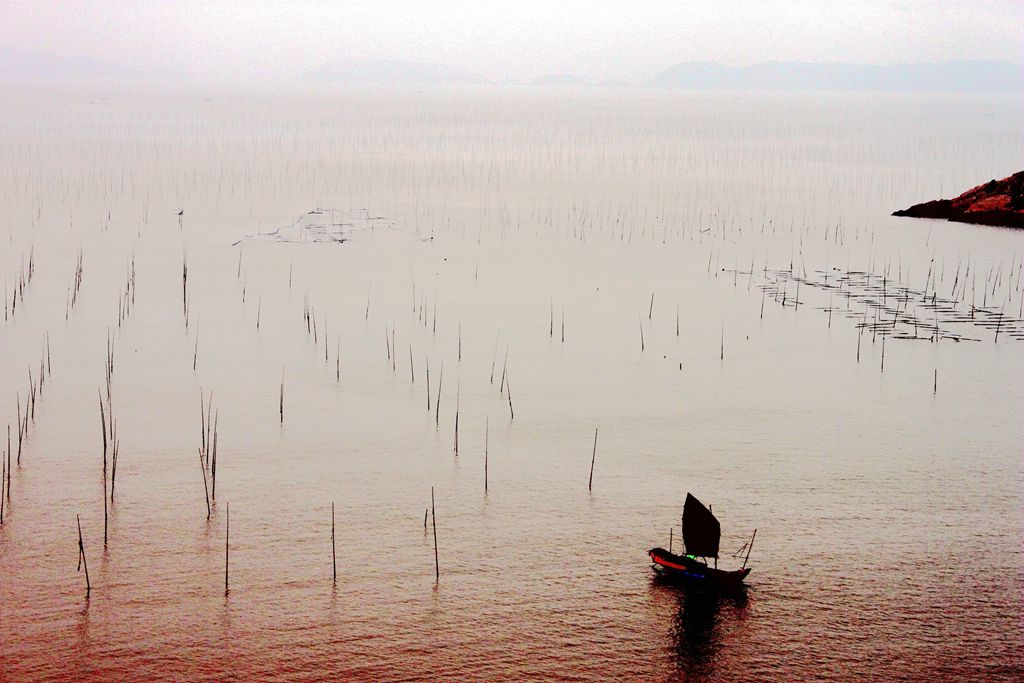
2;48;1021;93
302;59;485;85
650;60;1022;92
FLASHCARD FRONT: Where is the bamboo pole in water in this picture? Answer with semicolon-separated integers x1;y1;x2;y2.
499;347;508;394
435;362;443;428
331;501;336;585
588;428;598;491
16;398;21;465
77;514;90;596
484;418;489;493
506;378;514;420
199;449;211;520
100;394;108;546
431;487;439;581
224;502;230;595
200;392;206;460
205;395;213;468
211;411;218;500
453;380;460;456
5;426;9;502
110;421;118;503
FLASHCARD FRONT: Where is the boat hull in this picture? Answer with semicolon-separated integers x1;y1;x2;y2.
648;547;750;588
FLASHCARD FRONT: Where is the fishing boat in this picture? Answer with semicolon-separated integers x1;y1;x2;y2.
648;493;755;588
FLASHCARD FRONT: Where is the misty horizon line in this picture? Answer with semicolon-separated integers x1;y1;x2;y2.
1;46;1022;92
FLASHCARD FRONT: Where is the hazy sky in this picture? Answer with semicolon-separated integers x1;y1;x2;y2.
1;1;1021;82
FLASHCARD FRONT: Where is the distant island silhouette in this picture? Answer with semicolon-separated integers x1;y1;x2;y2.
651;60;1022;92
893;172;1024;229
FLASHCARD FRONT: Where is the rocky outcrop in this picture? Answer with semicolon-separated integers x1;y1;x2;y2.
893;172;1024;229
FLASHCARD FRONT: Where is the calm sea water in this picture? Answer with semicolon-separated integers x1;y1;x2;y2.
0;85;1022;681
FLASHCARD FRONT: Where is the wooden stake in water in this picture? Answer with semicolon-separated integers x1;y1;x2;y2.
199;449;211;520
506;378;514;420
484;418;489;493
331;501;337;585
279;370;284;425
211;412;218;500
224;502;230;596
431;487;439;581
5;426;9;503
933;369;937;394
588;428;598;491
453;380;460;456
200;392;206;459
77;514;90;596
499;347;508;394
100;396;108;546
435;362;443;428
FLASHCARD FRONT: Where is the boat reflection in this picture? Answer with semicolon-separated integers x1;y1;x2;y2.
652;576;749;680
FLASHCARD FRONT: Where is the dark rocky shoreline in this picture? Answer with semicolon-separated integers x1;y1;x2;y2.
893;171;1024;229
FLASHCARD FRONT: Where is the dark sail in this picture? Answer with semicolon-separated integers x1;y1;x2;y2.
682;493;720;558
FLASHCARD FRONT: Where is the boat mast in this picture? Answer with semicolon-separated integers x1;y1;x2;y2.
742;529;757;569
